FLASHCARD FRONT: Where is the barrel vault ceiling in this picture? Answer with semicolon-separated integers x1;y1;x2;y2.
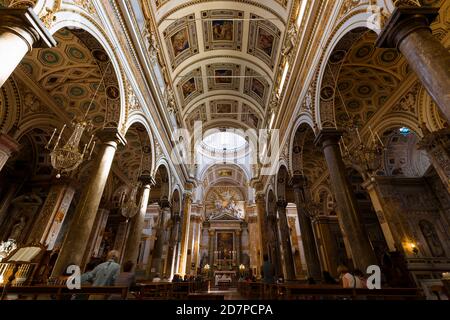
150;0;292;132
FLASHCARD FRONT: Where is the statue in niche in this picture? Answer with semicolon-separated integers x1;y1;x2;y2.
419;220;445;257
8;216;27;242
200;253;208;268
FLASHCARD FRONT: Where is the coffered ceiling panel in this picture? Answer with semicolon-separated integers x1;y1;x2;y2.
152;0;290;132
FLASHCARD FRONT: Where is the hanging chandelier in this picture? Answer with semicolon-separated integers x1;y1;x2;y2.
45;62;111;178
46;118;95;178
339;126;386;180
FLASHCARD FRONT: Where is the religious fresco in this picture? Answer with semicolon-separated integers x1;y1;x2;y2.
210;100;238;120
215;69;233;84
207;63;241;91
181;77;196;99
202;10;243;51
247;14;281;69
251;79;265;99
185;103;207;130
170;28;190;58
176;67;203;105
244;67;269;107
241;104;260;129
257;28;275;57
212;20;234;41
163;14;198;69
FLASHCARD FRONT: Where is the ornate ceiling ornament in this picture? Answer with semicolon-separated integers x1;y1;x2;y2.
126;82;140;112
73;0;96;15
393;0;422;7
164;86;177;114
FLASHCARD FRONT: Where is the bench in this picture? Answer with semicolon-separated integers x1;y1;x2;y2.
0;285;129;300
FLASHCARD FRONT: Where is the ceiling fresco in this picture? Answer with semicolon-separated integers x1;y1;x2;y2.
333;31;411;128
153;0;289;132
20;28;121;129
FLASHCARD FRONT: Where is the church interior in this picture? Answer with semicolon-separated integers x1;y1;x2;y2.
0;0;449;301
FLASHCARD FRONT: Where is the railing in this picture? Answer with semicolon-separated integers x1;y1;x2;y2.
237;282;421;300
134;280;210;300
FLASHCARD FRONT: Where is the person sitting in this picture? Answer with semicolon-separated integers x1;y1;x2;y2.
80;250;121;300
81;250;120;286
353;269;368;289
337;265;364;289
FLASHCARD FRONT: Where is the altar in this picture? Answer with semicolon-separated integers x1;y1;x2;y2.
214;270;236;288
199;186;251;276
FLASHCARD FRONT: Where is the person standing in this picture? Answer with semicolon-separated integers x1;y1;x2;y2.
261;254;275;285
80;250;121;299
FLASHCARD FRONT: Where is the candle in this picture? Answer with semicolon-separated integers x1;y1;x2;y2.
46;128;57;149
340;136;349;152
369;126;376;143
376;132;384;147
82;142;88;155
89;141;96;158
356;127;362;143
53;124;66;151
338;140;343;156
87;134;94;149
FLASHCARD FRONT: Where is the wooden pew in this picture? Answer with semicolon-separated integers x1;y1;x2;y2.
0;285;129;300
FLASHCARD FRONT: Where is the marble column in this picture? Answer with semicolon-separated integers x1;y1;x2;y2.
267;209;282;278
290;177;322;280
178;192;192;275
0;181;20;230
276;200;296;280
164;211;180;278
208;229;215;267
150;200;170;278
51;128;126;277
362;178;397;252
377;7;450;123
0;8;56;88
89;208;110;258
255;192;269;258
0;133;19;172
418;127;450;194
28;178;76;249
315;129;378;271
312;216;342;278
122;175;154;270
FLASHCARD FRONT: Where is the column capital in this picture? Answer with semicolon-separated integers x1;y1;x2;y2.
376;7;439;49
139;174;155;186
417;126;450;151
159;198;171;209
0;133;20;155
289;174;307;190
0;8;56;48
314;128;343;148
255;192;265;203
183;192;193;203
96;127;127;146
